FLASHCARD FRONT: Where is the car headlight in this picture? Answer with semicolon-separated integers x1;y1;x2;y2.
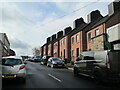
53;61;57;64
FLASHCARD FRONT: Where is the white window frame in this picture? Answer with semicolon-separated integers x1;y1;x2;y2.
76;35;79;43
95;29;100;36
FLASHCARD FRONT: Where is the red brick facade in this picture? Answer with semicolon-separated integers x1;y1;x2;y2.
71;32;82;61
53;41;59;57
71;17;103;61
43;44;48;56
40;46;43;56
48;43;53;56
59;35;71;62
87;24;106;50
87;10;120;51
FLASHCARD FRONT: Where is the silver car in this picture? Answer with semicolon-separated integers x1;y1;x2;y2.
47;57;65;68
2;56;26;83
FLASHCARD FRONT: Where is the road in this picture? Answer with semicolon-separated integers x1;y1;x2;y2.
2;61;120;89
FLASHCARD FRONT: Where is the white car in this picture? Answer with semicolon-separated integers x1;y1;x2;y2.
2;56;26;83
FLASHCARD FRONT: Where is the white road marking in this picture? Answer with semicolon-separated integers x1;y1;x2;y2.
48;74;62;83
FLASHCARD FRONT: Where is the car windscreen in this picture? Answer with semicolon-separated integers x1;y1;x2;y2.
52;58;61;61
83;56;94;60
36;56;41;58
2;58;22;66
46;56;51;59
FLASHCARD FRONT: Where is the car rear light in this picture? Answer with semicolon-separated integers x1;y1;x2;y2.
106;54;110;69
19;65;26;70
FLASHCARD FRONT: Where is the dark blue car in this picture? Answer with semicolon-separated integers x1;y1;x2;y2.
33;56;42;62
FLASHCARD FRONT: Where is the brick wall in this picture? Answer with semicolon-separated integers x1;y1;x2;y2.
87;24;106;50
53;41;59;57
43;45;48;56
71;32;81;61
40;46;43;56
48;43;53;56
59;35;71;62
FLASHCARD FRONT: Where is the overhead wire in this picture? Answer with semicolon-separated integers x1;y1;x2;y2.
3;0;105;55
18;0;102;35
41;0;101;26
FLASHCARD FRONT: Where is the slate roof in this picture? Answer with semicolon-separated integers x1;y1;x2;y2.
88;9;120;31
89;15;109;31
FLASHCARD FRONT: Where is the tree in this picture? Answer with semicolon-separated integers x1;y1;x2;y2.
32;47;40;56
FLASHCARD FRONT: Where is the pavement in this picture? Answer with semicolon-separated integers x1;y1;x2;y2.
65;63;74;71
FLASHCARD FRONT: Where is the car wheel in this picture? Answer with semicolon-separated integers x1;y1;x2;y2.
51;64;54;68
74;67;79;76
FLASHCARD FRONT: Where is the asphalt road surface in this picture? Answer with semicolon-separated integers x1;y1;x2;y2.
2;61;120;89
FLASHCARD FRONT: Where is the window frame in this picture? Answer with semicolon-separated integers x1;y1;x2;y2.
88;32;92;41
95;29;100;36
76;35;79;43
71;50;74;57
71;37;74;44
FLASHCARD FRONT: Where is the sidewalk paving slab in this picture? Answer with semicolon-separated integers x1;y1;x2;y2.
65;63;74;71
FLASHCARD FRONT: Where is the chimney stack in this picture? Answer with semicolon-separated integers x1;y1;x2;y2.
57;31;63;38
51;34;56;41
87;10;103;23
64;27;72;35
108;1;120;16
47;37;51;43
73;18;86;29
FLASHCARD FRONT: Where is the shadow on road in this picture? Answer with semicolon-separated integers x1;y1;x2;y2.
2;79;26;88
74;74;120;88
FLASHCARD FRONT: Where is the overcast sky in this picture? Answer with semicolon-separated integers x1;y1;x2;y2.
0;0;113;56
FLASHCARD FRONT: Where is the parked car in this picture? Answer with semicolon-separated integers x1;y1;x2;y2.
74;50;120;83
40;56;51;65
33;56;42;62
2;56;26;83
27;57;34;62
47;57;65;68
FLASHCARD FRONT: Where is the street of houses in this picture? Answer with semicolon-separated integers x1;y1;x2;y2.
1;0;120;89
39;1;120;63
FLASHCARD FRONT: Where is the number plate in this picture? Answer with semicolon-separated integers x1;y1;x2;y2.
58;65;62;66
2;75;16;78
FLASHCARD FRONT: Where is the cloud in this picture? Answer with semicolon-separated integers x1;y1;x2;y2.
10;38;31;49
0;3;34;36
0;2;35;55
34;11;43;18
9;38;32;56
0;2;110;56
34;3;89;37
